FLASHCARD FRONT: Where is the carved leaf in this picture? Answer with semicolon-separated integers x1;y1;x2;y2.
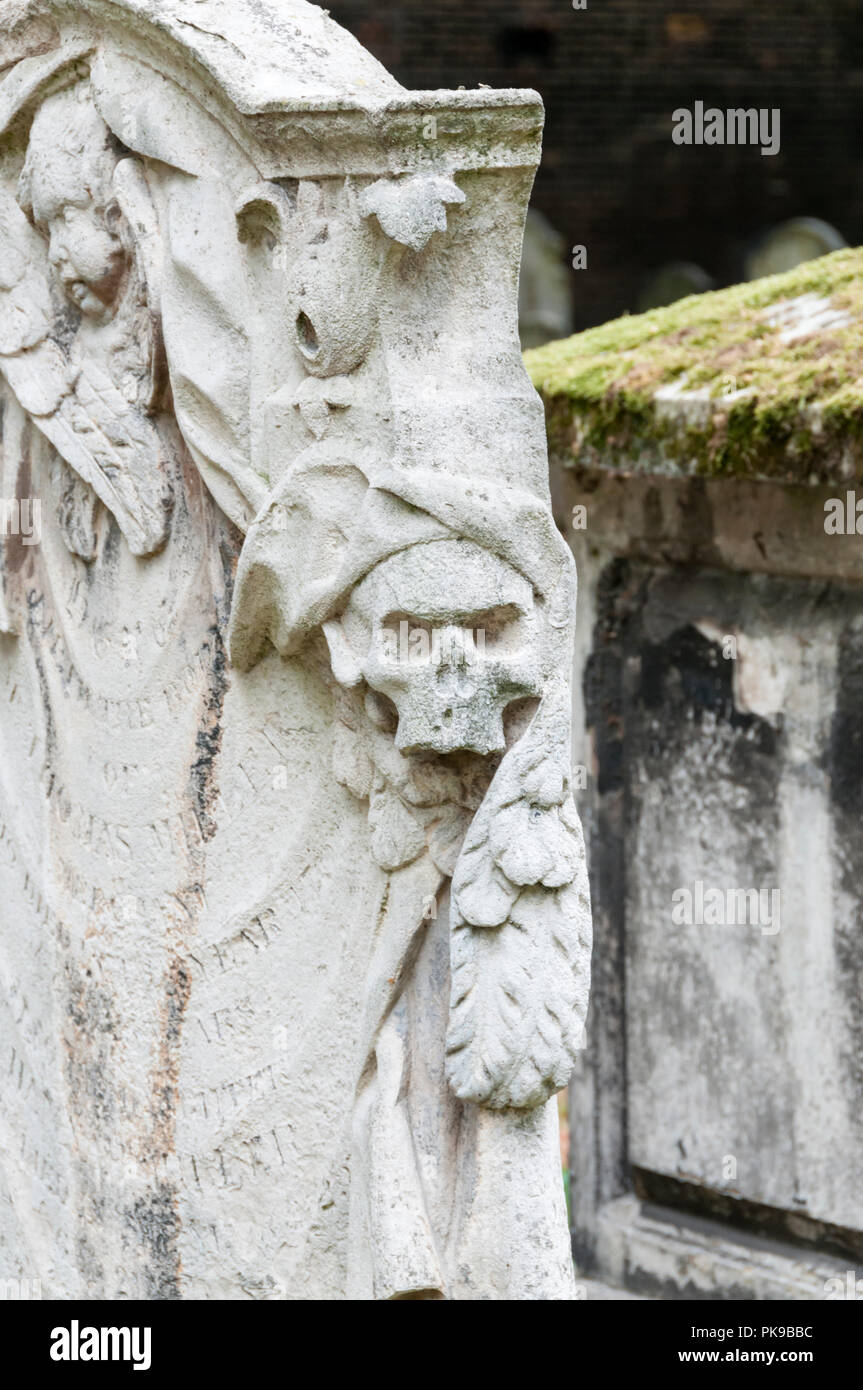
0;187;52;355
359;175;466;252
445;691;592;1109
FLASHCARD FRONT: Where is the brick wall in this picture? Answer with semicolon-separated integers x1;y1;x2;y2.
328;1;863;327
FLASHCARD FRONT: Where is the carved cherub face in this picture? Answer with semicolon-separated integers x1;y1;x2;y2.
324;538;542;756
19;86;125;319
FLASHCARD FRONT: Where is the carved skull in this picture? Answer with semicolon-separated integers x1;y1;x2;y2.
324;538;542;755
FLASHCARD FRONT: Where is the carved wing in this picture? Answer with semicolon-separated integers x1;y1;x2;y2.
0;183;171;557
0;188;53;356
445;682;592;1109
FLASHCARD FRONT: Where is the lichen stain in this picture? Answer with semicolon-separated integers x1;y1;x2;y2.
123;1182;182;1300
63;966;120;1133
146;954;191;1165
126;954;191;1299
189;625;228;842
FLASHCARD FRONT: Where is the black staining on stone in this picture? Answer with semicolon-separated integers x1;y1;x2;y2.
63;967;120;1134
52;299;82;355
626;572;782;909
673;477;723;572
147;954;192;1165
123;1183;182;1300
164;956;191;1049
25;629;57;776
827;622;863;1098
66;968;120;1037
75;1228;105;1297
100;512;122;569
186;515;239;848
189;623;228;843
56;463;100;562
638;623;776;759
578;558;863;1287
584;647;623;799
375;877;391;939
574;558;636;1273
127;958;190;1298
828;625;863;820
584;558;642;797
642;484;663;544
833;912;863;1099
623;567;780;795
218;527;240;611
634;1168;863;1268
575;560;789;1273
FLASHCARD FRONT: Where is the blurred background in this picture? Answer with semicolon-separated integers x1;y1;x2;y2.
329;0;863;338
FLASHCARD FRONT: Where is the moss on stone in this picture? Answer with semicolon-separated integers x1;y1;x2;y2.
525;247;863;483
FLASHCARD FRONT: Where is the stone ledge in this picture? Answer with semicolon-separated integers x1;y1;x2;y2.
551;468;863;584
596;1196;855;1301
527;247;863;488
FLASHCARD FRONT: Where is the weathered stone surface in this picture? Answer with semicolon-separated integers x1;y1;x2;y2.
554;404;863;1296
0;1;590;1299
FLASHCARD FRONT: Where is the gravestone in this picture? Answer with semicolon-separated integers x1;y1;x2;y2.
518;209;574;350
0;1;591;1300
745;217;847;281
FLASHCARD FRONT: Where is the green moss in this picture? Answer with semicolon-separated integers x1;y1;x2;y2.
526;246;863;482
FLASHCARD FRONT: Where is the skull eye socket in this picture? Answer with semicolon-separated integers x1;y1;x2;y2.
377;605;528;659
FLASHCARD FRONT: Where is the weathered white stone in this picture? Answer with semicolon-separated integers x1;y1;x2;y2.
553;464;863;1297
0;0;590;1300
